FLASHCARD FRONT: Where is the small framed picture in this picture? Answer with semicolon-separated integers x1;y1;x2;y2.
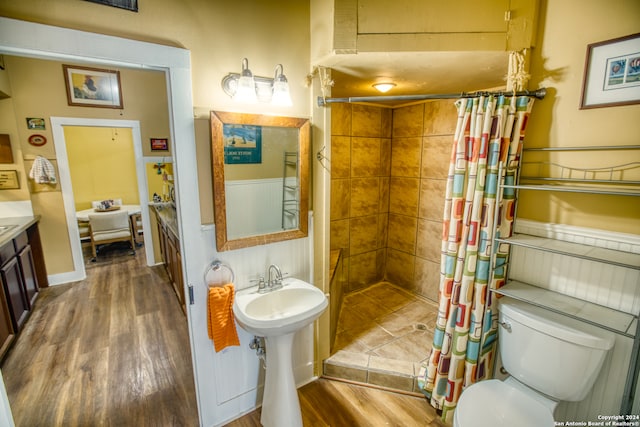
0;170;19;190
62;64;123;109
150;138;169;151
580;33;640;109
26;118;46;130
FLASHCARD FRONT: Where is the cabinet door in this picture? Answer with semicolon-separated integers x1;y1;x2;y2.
0;257;29;331
18;245;38;308
0;284;15;358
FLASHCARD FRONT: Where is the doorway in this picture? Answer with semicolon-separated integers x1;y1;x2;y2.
51;118;155;283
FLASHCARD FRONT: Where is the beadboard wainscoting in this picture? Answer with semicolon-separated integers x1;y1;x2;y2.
225;179;285;238
195;213;315;425
507;219;640;420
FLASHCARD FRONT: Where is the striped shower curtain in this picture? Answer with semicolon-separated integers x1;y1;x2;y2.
417;94;535;423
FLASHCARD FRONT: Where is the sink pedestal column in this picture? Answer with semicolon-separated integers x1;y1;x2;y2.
261;332;302;427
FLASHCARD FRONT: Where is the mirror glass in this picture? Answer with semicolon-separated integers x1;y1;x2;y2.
210;111;310;251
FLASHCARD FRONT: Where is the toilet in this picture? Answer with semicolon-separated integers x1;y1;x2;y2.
454;297;615;427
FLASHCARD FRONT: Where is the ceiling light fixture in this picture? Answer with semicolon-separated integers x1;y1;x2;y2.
373;82;396;93
221;58;292;106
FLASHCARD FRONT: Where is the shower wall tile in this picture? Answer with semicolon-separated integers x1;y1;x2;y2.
376;248;386;283
352;137;381;177
351;177;380;217
424;99;458;136
331;103;351;136
387;213;417;254
379;177;390;214
422;135;452;179
414;258;440;302
391;137;422;177
380;138;392;176
330;178;350;220
349;250;381;291
377;213;389;248
419;178;446;221
331;136;351;179
350;215;379;255
416;219;441;262
389;177;419;217
381;108;393;138
352;104;383;137
330;219;350;256
392;104;424;137
386;248;416;292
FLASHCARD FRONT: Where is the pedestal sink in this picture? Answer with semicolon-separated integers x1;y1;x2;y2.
233;277;328;427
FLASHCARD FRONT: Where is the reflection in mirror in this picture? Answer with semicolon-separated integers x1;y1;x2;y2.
210;111;310;252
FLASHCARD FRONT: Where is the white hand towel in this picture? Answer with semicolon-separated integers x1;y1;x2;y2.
29;156;57;184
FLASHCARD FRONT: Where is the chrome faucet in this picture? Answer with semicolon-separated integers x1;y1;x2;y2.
267;264;283;291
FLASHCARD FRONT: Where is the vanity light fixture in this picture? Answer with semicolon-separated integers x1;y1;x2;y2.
271;64;292;106
232;58;257;103
373;82;396;93
221;58;292;106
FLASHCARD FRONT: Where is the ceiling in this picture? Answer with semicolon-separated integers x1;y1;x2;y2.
319;50;512;106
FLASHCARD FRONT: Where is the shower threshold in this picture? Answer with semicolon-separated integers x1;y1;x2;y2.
323;282;439;394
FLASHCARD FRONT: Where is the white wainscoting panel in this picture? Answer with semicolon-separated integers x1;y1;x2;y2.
225;179;283;238
200;214;315;426
507;219;640;420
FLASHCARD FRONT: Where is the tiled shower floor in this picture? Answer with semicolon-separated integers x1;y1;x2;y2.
323;282;439;394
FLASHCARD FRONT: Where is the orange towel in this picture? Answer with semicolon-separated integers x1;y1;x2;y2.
207;283;240;352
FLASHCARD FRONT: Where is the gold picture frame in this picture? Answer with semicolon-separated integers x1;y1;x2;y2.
62;64;124;109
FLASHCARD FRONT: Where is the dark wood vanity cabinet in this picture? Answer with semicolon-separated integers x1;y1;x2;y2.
0;225;42;358
153;208;185;313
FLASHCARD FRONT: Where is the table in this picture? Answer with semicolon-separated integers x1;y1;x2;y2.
75;204;141;222
76;204;142;244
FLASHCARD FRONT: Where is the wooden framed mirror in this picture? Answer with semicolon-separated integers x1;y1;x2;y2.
210;111;310;251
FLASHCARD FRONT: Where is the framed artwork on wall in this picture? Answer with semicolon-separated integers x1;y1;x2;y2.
84;0;138;12
0;170;19;190
150;138;168;151
223;124;262;164
580;33;640;109
62;64;124;109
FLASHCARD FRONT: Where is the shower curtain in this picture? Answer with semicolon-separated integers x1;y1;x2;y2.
418;94;535;423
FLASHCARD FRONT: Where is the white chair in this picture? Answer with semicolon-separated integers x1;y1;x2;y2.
130;212;144;245
88;210;135;262
78;220;91;244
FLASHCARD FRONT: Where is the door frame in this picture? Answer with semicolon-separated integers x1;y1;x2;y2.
51;118;154;283
0;17;205;426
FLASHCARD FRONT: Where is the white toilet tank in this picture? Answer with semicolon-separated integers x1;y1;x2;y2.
498;297;615;402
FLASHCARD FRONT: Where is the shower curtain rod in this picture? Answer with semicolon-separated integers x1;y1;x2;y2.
317;87;547;106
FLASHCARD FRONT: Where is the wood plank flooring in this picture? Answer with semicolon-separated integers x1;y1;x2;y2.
224;378;447;427
1;248;199;427
2;245;448;427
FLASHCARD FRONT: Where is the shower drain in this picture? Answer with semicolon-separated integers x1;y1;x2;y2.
415;323;428;331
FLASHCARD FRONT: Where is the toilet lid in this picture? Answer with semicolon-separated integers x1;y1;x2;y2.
455;380;555;427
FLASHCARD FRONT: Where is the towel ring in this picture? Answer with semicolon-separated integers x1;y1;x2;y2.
204;259;235;288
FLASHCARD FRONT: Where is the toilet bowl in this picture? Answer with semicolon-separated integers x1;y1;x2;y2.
453;297;614;427
453;378;555;427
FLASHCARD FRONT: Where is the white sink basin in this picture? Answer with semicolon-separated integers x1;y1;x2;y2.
233;277;327;337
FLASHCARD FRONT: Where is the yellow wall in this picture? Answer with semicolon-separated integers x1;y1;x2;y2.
1;55;170;275
65;126;138;210
521;0;640;234
146;162;174;202
0;0;311;276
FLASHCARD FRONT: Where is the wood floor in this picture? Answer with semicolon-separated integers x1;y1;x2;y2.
2;245;448;427
1;247;199;426
224;378;447;427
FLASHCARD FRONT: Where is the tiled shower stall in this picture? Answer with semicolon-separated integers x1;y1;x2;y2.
326;100;458;390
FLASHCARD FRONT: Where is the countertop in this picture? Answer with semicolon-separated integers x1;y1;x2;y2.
150;203;178;237
0;216;40;248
